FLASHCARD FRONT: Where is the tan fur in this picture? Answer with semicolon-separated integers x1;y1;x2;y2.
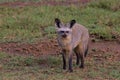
71;23;89;53
55;18;89;72
59;23;89;53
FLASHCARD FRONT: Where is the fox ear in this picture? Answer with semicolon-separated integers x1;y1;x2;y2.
70;20;76;28
55;18;61;28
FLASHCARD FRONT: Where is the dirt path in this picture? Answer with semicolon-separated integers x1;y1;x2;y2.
0;39;120;61
0;40;60;56
0;0;91;7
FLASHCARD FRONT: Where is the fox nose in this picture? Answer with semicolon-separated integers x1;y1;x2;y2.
62;34;67;38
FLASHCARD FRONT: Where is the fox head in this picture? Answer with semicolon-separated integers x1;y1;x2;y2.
55;18;76;39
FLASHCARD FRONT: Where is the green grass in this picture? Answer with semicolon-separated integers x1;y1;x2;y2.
88;0;120;12
0;52;120;80
0;1;120;79
0;0;120;42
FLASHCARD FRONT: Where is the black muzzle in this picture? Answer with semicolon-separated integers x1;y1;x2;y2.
62;34;67;38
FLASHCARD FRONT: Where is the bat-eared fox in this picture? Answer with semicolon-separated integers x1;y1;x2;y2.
55;18;89;72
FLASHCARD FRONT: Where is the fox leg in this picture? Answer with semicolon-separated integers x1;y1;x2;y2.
84;41;89;57
75;52;80;65
79;54;84;68
79;44;85;68
74;47;80;65
62;49;66;70
68;50;73;72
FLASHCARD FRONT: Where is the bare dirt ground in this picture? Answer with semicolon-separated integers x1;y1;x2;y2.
0;0;90;7
0;39;120;61
0;40;60;56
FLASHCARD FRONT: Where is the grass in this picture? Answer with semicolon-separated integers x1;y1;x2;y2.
0;0;120;42
88;0;120;12
0;0;120;79
0;52;120;80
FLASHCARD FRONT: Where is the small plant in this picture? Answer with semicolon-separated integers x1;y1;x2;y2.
24;57;34;66
92;48;97;52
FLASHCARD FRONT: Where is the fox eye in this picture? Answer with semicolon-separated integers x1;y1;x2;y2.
66;31;69;33
60;31;64;33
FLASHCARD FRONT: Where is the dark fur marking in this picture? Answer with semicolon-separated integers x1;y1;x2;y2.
84;45;89;57
55;18;61;28
70;20;76;28
79;55;84;68
74;50;80;65
76;53;80;65
62;50;66;70
69;54;73;72
62;54;66;70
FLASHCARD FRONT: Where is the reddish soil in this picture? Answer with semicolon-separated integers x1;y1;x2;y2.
0;0;91;7
89;40;120;61
0;39;120;61
0;40;60;56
